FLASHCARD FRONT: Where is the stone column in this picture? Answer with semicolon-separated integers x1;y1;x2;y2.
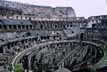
3;46;7;54
1;25;3;31
11;25;14;30
7;25;10;31
20;25;22;30
16;25;19;31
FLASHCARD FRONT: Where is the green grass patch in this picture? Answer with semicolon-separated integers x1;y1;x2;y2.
95;47;107;68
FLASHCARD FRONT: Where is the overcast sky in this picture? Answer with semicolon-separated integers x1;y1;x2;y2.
8;0;107;18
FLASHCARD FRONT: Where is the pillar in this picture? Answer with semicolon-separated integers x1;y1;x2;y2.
3;46;7;54
16;25;18;31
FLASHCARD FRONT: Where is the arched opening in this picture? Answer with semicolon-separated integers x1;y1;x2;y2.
3;25;7;30
18;25;21;30
13;25;17;30
22;25;25;30
0;25;2;30
9;25;12;29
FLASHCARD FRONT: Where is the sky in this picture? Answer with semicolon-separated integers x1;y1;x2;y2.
8;0;107;18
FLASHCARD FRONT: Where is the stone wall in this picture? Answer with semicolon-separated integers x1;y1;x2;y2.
0;0;76;19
